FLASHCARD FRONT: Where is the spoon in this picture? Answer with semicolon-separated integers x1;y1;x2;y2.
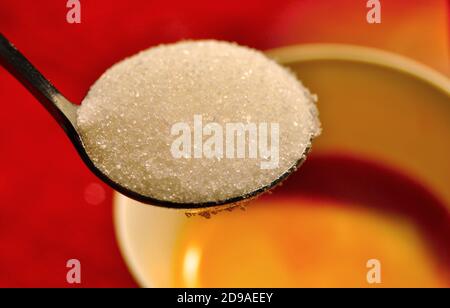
0;33;307;211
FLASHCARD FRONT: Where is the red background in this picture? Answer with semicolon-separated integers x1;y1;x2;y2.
0;0;448;287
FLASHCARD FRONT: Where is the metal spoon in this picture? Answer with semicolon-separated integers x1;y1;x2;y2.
0;33;307;211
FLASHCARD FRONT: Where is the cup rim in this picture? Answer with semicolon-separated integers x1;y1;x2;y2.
113;43;450;288
266;43;450;95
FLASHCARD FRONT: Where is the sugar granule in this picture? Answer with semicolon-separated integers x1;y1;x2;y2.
77;40;321;203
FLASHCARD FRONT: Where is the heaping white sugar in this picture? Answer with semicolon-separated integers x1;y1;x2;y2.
77;40;321;204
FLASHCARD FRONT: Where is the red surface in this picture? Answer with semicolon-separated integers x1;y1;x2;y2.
0;0;448;287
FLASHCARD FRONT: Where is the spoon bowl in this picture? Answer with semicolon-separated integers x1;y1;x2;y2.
0;34;311;211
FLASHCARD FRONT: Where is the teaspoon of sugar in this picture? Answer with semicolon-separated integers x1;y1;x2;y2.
0;34;320;211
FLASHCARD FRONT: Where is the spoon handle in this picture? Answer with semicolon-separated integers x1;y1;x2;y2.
0;33;78;131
